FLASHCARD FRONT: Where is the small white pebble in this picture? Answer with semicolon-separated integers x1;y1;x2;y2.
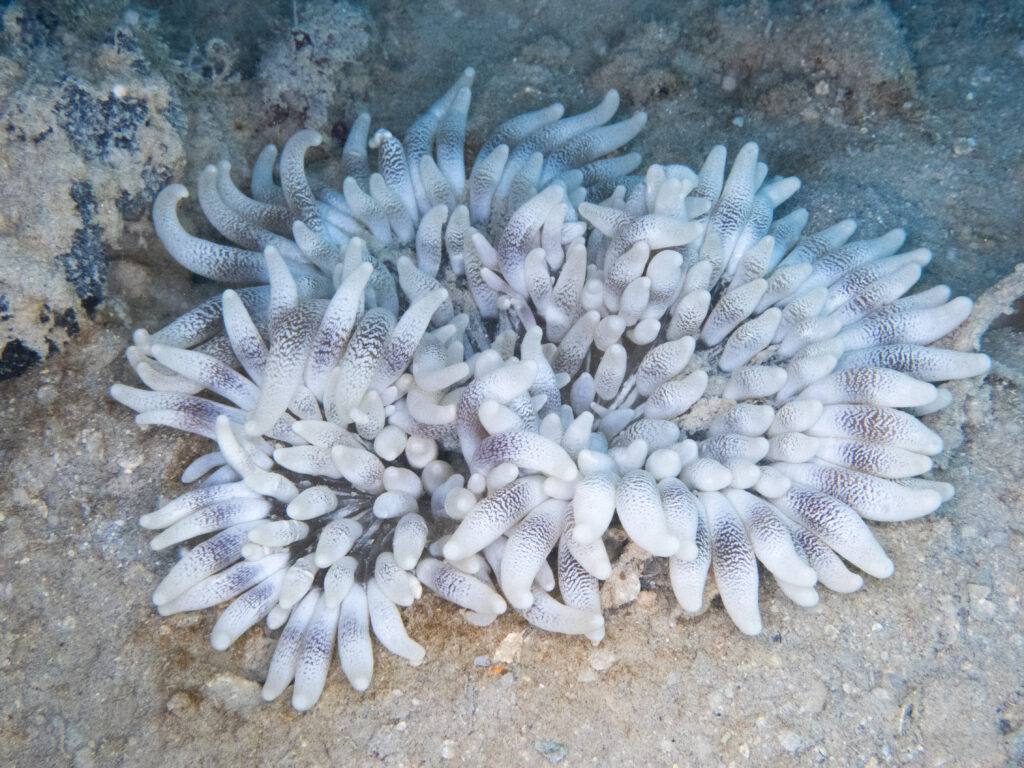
778;730;802;753
441;739;455;760
588;647;616;671
493;631;524;664
36;384;58;404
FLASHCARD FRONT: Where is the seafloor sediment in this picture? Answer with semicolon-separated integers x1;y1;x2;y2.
1;1;1022;765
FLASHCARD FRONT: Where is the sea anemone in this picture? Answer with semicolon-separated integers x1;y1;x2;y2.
111;67;990;710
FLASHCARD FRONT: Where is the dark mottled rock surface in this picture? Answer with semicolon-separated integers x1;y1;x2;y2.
0;5;184;378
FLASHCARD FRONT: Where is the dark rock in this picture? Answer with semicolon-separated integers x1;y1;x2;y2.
57;181;106;317
55;81;150;163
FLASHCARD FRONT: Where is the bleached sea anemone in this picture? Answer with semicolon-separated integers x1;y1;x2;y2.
111;68;991;711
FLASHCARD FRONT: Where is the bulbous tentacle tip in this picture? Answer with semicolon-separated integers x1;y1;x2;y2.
131;328;151;349
291;692;318;712
163;183;189;202
291;128;323;147
488;595;508;615
349;675;371;692
675;540;699;563
440;540;464;562
734;615;763;637
505;587;535;611
870;557;896;580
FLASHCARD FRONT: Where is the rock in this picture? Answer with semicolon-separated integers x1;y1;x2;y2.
256;2;372;134
534;740;567;764
204;673;263;716
492;631;524;664
777;730;803;753
0;6;184;379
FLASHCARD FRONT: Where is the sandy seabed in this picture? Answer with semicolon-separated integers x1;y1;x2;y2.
1;1;1022;765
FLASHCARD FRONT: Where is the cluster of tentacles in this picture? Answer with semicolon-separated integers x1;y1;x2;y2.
112;68;990;710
